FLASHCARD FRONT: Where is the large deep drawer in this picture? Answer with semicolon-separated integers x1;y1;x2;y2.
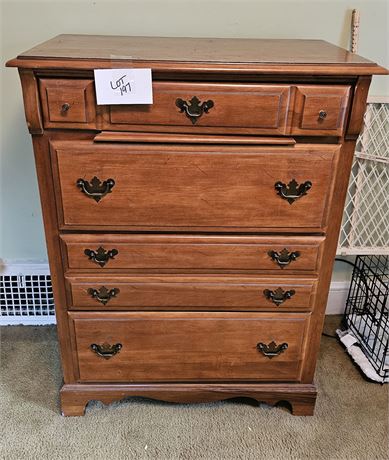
69;312;310;382
51;141;339;232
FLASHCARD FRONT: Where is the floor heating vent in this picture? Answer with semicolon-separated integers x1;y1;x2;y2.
0;266;56;325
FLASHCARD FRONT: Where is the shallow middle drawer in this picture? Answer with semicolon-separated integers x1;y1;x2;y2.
61;234;324;273
65;274;317;311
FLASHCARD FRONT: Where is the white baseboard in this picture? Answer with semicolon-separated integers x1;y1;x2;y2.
0;260;50;275
0;262;349;325
2;316;57;326
367;96;389;103
325;281;349;315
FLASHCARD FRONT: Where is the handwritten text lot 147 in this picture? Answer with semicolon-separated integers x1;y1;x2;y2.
94;69;153;105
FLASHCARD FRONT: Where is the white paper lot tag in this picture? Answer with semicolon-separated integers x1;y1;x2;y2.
94;69;153;105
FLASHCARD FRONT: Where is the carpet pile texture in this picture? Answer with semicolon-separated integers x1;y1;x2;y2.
0;316;387;459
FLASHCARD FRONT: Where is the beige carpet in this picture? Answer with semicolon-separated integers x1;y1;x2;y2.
0;316;387;460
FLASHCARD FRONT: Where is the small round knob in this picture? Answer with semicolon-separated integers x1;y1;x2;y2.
61;103;70;113
318;110;327;120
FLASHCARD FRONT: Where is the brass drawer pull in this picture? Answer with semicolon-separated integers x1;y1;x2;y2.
263;287;296;306
318;110;327;120
175;96;214;124
274;179;312;204
87;286;120;305
257;341;288;359
91;342;122;359
84;246;118;267
76;176;115;202
268;248;300;268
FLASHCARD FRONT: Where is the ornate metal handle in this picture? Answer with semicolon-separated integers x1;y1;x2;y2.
257;341;288;359
84;246;118;267
263;287;296;306
175;96;214;124
268;248;300;269
77;176;115;202
274;179;312;204
90;342;122;359
87;286;120;305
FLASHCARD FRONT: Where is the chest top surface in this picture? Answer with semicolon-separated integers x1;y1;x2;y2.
6;34;388;75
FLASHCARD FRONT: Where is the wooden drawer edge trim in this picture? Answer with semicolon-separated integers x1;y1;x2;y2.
94;131;296;145
69;311;310;319
7;57;388;75
58;225;328;233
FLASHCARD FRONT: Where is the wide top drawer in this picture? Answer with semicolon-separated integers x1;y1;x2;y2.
39;79;351;136
109;82;291;135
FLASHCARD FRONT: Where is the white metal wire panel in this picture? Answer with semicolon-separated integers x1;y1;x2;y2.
0;274;55;323
338;102;389;255
358;103;389;159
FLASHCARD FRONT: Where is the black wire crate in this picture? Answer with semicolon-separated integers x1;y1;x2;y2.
343;255;389;380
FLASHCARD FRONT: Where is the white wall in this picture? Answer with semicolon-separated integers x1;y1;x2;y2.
1;0;388;273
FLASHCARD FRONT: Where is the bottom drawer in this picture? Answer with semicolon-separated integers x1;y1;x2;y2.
70;312;310;382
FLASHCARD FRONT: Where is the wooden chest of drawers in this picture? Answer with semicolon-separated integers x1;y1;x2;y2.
7;35;387;416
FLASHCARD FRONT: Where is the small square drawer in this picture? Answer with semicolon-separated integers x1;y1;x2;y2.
69;311;310;382
39;79;96;128
292;85;351;136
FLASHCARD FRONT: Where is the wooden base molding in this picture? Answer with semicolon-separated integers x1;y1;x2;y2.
60;383;317;417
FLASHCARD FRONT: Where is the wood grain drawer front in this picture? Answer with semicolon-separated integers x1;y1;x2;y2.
292;85;351;136
108;82;291;134
70;312;310;382
40;79;96;128
67;275;316;311
52;141;338;232
61;234;324;273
